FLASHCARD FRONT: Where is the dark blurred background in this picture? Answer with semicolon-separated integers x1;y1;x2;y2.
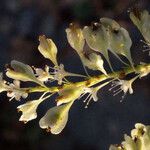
0;0;150;150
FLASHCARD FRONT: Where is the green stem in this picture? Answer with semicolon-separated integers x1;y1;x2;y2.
24;63;150;94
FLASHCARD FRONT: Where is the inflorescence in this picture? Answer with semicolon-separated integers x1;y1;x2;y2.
0;9;150;136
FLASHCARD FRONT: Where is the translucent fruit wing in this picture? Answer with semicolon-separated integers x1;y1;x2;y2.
6;60;44;86
100;18;127;65
17;93;52;122
109;27;134;67
122;135;137;150
83;23;114;71
110;124;150;150
100;17;120;30
39;101;73;134
140;11;150;43
80;53;107;75
83;23;108;53
38;35;58;66
130;10;150;44
17;100;40;122
66;23;85;53
56;85;84;106
100;17;134;67
11;60;34;75
130;11;142;30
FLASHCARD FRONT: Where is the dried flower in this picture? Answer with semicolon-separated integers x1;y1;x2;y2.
51;64;69;85
39;101;73;134
38;35;58;66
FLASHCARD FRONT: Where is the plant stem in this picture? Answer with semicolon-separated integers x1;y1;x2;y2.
24;63;150;94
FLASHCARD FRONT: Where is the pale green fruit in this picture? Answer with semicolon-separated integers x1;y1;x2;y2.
100;17;120;31
83;22;113;71
122;135;137;150
66;23;85;53
130;10;150;44
38;35;58;66
80;52;107;75
17;99;43;123
0;73;9;93
56;84;84;106
110;123;150;150
39;101;73;134
6;60;43;86
100;18;134;68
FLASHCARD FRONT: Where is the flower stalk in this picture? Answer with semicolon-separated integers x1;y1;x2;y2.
22;63;150;94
